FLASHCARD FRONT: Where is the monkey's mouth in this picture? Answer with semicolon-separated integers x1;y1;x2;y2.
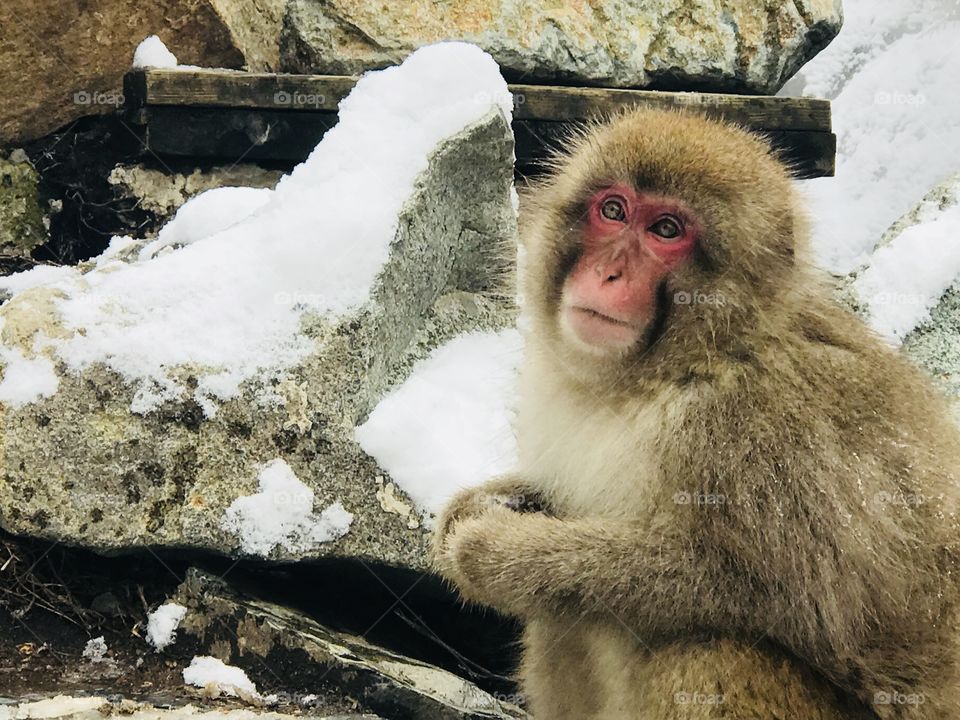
564;305;643;349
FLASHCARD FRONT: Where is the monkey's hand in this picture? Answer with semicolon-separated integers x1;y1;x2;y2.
431;474;546;574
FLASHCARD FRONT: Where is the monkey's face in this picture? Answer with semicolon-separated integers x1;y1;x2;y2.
559;184;698;354
521;109;802;379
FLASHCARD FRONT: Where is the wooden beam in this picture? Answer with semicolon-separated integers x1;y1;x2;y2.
129;107;834;179
125;69;831;132
122;69;835;178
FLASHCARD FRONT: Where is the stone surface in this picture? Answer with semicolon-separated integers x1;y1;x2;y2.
108;164;285;219
172;569;528;720
839;172;960;413
280;0;842;94
0;696;382;720
0;0;286;146
0;153;46;259
886;173;960;410
0;110;517;569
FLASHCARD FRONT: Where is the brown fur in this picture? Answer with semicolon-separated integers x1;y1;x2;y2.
433;109;960;719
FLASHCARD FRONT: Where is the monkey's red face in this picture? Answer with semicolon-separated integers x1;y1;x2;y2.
560;185;698;352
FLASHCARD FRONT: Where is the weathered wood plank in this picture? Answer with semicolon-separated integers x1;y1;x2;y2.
129;106;338;162
124;69;831;132
129;106;835;179
510;83;830;131
512;120;835;179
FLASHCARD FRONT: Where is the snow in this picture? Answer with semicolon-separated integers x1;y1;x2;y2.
82;636;108;663
132;35;178;69
783;0;960;273
0;264;77;296
854;204;960;344
0;346;59;408
0;42;512;417
137;187;273;262
355;330;522;520
183;656;258;698
222;459;353;556
0;696;104;719
146;602;189;651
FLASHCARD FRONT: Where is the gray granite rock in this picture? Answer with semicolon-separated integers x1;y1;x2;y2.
839;172;960;413
280;0;842;94
0;109;517;569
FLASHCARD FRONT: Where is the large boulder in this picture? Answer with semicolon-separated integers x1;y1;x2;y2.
280;0;843;94
0;45;517;569
840;172;960;413
0;0;286;145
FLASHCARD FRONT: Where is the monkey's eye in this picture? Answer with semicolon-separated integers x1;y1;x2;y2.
649;217;683;241
600;197;627;222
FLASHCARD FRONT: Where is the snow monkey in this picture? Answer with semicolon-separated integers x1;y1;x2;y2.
432;108;960;719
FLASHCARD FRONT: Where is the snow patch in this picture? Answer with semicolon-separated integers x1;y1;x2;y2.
222;459;353;556
183;656;258;698
355;329;522;521
132;35;178;68
82;636;109;663
146;602;189;651
0;347;59;407
854;204;960;343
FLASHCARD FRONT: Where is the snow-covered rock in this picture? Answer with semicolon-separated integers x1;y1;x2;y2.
0;43;516;567
843;173;960;411
281;0;841;94
783;0;960;273
0;3;282;146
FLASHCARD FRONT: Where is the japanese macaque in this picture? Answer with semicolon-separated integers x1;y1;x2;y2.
432;108;960;719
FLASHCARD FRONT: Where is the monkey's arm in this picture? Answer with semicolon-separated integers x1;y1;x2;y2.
435;506;753;633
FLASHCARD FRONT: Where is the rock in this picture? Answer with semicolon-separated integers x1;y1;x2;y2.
108;164;285;219
0;152;46;259
171;569;528;720
885;173;960;408
0;0;286;145
280;0;842;94
0;109;516;568
0;696;383;720
839;172;960;412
